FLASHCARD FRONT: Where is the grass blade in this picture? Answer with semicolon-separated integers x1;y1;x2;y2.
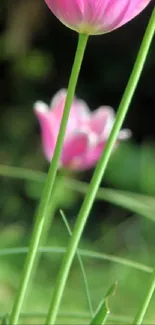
60;209;93;316
0;246;152;273
0;165;155;221
90;300;109;325
90;283;117;325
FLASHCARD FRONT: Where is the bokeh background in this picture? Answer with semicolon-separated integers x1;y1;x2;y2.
0;1;155;324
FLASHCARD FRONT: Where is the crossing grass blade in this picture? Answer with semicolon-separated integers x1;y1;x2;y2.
0;165;155;221
60;209;93;316
0;246;152;273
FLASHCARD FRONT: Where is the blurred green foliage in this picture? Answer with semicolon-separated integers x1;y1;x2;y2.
0;215;155;324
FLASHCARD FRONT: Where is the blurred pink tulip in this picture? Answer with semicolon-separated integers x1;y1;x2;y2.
44;0;151;35
34;89;131;170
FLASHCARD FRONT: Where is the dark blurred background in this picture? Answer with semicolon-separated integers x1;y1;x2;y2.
1;1;155;321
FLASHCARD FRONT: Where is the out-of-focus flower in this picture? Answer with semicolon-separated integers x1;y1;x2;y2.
34;89;131;170
44;0;151;35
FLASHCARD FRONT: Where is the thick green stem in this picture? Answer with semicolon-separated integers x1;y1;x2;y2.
45;8;155;325
9;33;88;325
133;268;155;324
24;177;62;309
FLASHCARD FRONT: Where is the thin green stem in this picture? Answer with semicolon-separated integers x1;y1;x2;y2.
133;268;155;324
0;165;46;183
60;210;93;317
9;33;88;325
45;9;155;325
0;245;152;273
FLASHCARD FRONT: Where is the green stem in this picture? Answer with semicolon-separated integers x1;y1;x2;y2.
24;177;62;309
45;9;155;325
9;33;88;325
133;268;155;324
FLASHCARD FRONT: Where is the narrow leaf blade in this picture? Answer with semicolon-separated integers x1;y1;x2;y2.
90;282;117;325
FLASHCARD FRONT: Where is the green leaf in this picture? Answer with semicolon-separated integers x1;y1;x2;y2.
104;282;117;299
90;300;109;325
90;282;117;325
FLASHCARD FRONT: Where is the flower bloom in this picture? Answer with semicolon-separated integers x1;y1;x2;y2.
34;90;130;170
44;0;151;35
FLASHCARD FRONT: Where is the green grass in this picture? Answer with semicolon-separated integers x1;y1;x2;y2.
0;164;155;324
0;215;155;324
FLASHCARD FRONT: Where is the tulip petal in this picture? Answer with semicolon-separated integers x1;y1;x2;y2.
49;89;90;135
50;89;66;117
74;127;131;170
96;0;151;33
88;106;115;138
75;141;106;170
118;129;132;140
34;91;131;170
34;101;57;161
45;0;84;26
61;132;89;167
45;0;151;35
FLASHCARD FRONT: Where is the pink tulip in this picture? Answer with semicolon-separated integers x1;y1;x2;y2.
34;89;131;170
44;0;151;35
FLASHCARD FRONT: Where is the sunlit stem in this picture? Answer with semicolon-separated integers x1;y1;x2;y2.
45;8;155;325
9;33;88;325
